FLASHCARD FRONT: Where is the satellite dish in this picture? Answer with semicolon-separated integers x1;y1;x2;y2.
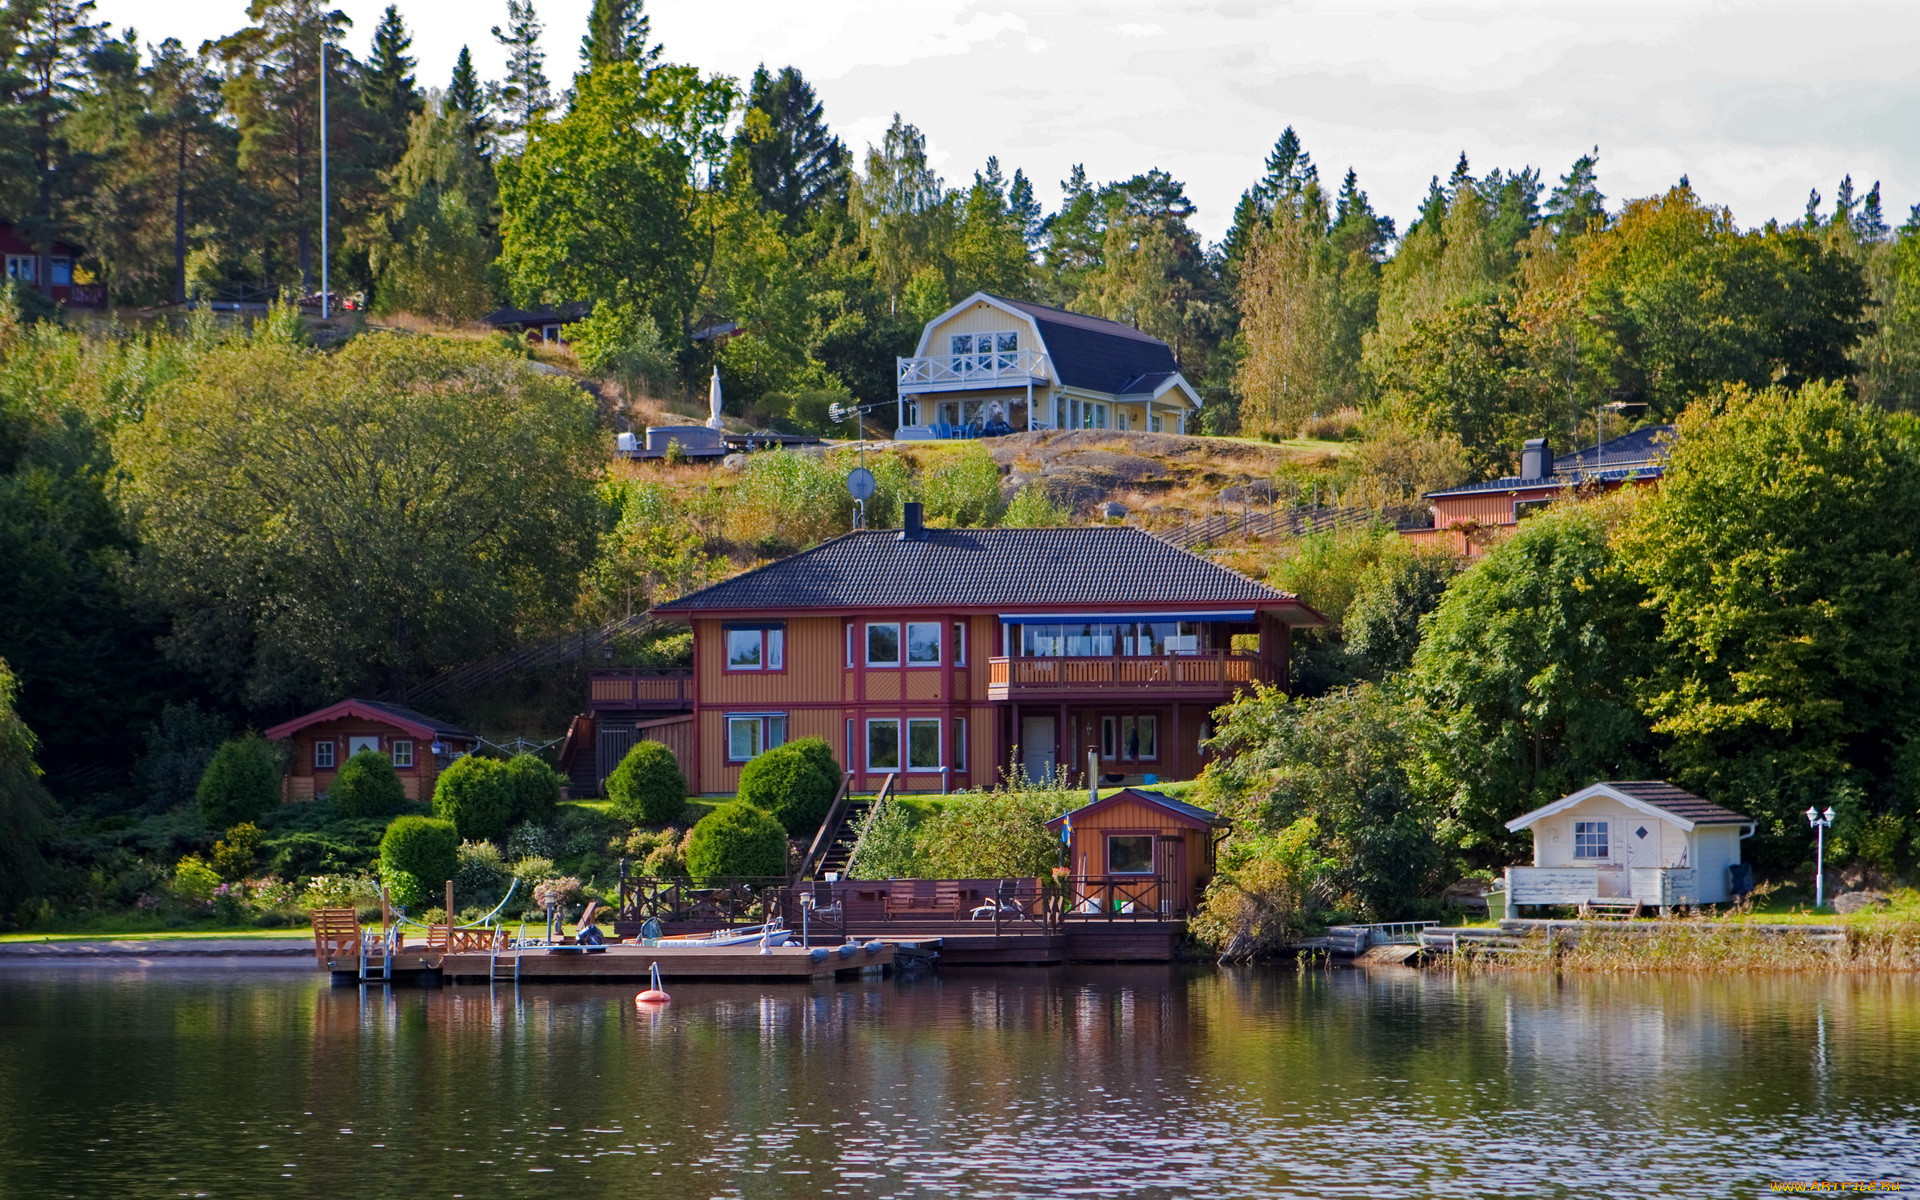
846;467;876;501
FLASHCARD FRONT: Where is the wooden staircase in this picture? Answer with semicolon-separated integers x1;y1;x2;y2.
796;773;894;883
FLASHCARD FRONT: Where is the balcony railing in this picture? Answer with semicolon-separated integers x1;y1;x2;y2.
588;668;693;711
987;652;1271;699
897;349;1053;391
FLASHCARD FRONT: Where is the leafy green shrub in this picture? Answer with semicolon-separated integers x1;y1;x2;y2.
915;782;1070;879
209;822;264;882
196;736;282;828
432;755;514;842
506;753;563;825
379;815;458;908
1190;818;1336;959
136;702;230;810
624;827;689;877
606;740;686;826
267;831;371;878
685;801;788;880
845;796;923;880
330;748;407;817
453;840;511;905
735;739;841;835
171;854;221;902
506;820;556;860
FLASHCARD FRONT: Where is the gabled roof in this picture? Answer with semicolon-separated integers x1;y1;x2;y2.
1505;781;1753;834
993;296;1185;396
1425;425;1675;499
653;527;1320;619
263;698;480;743
1046;787;1229;831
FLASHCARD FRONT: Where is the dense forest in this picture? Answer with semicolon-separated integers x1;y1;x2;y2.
5;0;1920;931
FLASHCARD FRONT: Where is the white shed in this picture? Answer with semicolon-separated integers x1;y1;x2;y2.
1503;781;1755;913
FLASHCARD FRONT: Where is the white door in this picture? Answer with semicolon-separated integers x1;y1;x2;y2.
1620;818;1654;895
1021;716;1056;783
347;735;381;759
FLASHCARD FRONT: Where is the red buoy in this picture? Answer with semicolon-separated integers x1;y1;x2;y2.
634;961;670;1006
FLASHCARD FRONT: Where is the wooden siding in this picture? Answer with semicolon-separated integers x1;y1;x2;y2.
277;714;456;803
1062;795;1214;913
695;615;843;707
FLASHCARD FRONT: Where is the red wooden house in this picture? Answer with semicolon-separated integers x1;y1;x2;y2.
0;221;105;309
589;505;1322;795
264;699;481;803
1046;788;1230;916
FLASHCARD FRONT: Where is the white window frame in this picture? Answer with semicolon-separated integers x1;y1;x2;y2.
1573;820;1610;860
906;717;942;770
866;718;901;770
845;622;854;668
905;621;942;666
1107;834;1156;875
866;622;902;667
391;739;413;768
726;712;789;762
5;255;35;283
314;740;335;769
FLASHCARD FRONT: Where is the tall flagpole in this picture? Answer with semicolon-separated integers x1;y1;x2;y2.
320;35;330;320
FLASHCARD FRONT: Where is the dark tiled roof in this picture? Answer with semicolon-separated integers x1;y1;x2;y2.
1116;371;1179;395
993;296;1183;395
1553;425;1675;472
356;699;479;741
482;301;593;328
1049;787;1229;829
654;527;1300;614
1609;781;1751;825
1425;425;1675;499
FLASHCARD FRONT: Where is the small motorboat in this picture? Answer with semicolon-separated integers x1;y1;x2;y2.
644;919;789;948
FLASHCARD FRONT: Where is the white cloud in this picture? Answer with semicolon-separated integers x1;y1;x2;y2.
1116;22;1164;38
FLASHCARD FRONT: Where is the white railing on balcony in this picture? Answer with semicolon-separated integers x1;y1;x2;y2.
897;348;1053;390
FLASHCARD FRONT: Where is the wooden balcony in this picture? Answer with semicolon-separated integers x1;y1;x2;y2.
987;652;1271;700
896;348;1052;392
588;668;694;712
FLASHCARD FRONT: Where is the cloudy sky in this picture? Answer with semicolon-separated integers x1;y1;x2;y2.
94;0;1920;242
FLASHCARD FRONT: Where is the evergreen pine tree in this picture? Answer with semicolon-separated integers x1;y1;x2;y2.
360;5;421;171
580;0;661;73
1545;148;1605;240
490;0;550;149
1858;181;1888;242
446;46;489;148
1832;175;1857;230
1008;168;1041;246
731;63;848;231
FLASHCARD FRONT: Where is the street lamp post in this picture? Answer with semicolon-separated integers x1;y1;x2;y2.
1805;806;1835;909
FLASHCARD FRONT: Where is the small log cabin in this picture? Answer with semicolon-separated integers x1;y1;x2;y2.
264;699;481;803
1046;788;1230;916
640;508;1325;795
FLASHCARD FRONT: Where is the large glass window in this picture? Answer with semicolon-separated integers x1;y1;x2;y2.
907;718;941;769
5;256;34;283
49;258;70;286
1021;621;1203;658
1573;821;1610;860
950;331;1016;374
727;628;763;670
727;714;788;761
866;623;901;666
906;622;941;665
867;719;900;770
1108;835;1154;874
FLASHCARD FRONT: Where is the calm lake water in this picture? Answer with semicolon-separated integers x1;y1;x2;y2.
0;962;1916;1198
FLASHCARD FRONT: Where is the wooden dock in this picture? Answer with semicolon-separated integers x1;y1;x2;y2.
434;941;894;982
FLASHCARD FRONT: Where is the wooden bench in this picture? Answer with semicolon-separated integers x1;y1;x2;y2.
1579;897;1643;920
883;881;969;920
310;908;363;967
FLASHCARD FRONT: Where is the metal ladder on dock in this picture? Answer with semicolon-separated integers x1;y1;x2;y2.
358;928;394;983
487;938;520;985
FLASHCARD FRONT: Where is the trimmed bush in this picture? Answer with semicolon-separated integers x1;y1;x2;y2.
735;738;841;835
209;822;265;882
685;801;788;880
379;815;458;907
196;735;281;828
432;755;514;842
330;747;407;817
505;753;563;825
606;740;686;826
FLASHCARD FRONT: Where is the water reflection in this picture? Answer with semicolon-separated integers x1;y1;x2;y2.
0;964;1915;1197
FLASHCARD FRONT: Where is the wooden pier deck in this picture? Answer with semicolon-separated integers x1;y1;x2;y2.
438;941;894;982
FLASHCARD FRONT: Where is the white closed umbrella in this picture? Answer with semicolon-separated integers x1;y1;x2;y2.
706;366;724;429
